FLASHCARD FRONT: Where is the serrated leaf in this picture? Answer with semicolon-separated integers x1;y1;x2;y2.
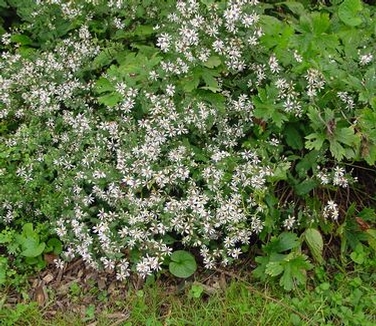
333;126;359;146
338;0;363;27
305;133;326;151
203;56;221;68
280;253;312;291
279;263;293;291
169;250;197;278
329;140;346;160
95;77;115;94
182;75;200;92
312;12;331;35
98;93;123;107
304;228;324;264
93;49;117;68
265;261;284;276
276;232;300;252
307;107;324;130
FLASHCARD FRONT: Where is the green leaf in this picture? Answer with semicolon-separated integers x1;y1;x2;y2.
98;93;123;107
93;49;117;68
169;250;197;278
333;126;358;147
22;223;36;238
365;229;376;252
285;124;303;150
295;179;317;196
21;238;45;258
132;25;155;37
305;132;326;151
265;261;284;277
350;251;364;264
46;238;63;254
95;77;115;94
328;140;346;161
338;0;363;27
182;74;200;92
203;56;221;68
312;12;331;35
307;106;324;130
280;2;305;16
0;262;7;285
276;232;300;252
304;228;324;264
10;34;33;45
279;263;294;291
201;72;221;93
190;283;204;298
280;253;312;291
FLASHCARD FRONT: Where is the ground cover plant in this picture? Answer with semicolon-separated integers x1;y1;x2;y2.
0;0;375;323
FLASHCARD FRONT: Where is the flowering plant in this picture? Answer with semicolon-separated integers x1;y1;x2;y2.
0;0;375;288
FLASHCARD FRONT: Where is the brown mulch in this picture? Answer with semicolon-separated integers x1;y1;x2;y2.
4;258;132;323
3;256;248;324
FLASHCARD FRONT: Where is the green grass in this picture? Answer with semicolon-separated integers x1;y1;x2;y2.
1;266;375;326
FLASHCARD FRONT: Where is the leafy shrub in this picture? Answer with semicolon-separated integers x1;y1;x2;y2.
0;0;375;288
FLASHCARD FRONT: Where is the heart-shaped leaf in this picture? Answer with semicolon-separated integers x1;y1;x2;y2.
169;250;197;278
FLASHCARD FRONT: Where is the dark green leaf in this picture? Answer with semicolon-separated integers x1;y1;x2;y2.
276;232;300;252
295;179;317;196
169;250;197;278
285;124;303;150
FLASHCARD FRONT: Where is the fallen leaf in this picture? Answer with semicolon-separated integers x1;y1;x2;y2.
356;217;371;231
34;282;47;306
43;273;54;284
44;253;58;265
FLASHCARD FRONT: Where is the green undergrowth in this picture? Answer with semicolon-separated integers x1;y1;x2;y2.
0;266;375;326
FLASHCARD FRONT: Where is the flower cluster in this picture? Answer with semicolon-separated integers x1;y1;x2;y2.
0;0;278;279
1;0;373;281
316;166;356;188
323;200;339;221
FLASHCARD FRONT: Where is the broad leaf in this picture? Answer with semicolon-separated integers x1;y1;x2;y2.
169;250;197;278
276;232;300;252
203;56;221;68
304;228;324;264
338;0;363;27
266;261;284;277
21;238;45;258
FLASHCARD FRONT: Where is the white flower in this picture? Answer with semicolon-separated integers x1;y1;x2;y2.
359;53;373;66
283;215;296;230
156;33;172;52
269;54;280;74
54;258;65;270
166;84;175;96
323;200;339;221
